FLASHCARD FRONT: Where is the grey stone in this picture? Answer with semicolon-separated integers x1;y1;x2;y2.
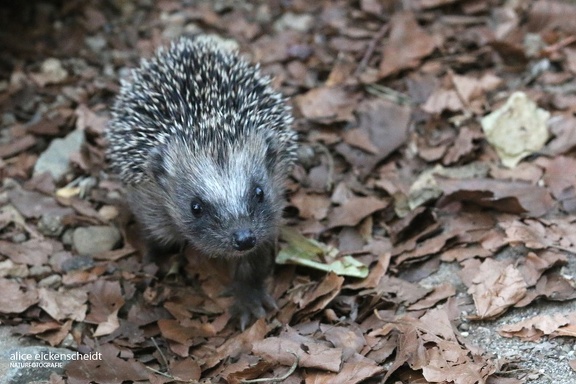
273;12;314;32
0;345;74;384
60;255;94;272
84;36;107;53
10;233;27;243
0;327;76;384
37;214;65;237
72;226;121;256
61;229;74;246
33;129;84;181
2;112;16;127
37;274;62;288
28;265;51;277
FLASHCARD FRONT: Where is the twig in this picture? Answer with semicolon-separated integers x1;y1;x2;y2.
365;83;413;105
151;337;169;371
542;35;576;55
355;23;389;77
241;352;299;383
146;366;200;383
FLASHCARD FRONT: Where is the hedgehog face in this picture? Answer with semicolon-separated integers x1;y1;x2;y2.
147;134;285;258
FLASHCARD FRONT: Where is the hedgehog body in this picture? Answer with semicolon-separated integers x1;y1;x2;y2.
106;37;297;327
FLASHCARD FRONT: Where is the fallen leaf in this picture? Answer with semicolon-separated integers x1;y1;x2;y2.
169;358;202;381
38;287;88;322
499;313;571;341
8;188;74;219
293;272;344;315
379;11;437;78
327;196;388;228
501;218;576;253
466;259;527;319
252;336;342;372
336;98;411;176
294;86;359;123
408;283;456;311
0;239;54;266
290;191;331;220
66;343;149;384
85;280;125;337
481;92;550;168
422;88;465;114
437;177;553;217
0;134;36;159
277;227;369;278
0;279;38;313
304;353;384;384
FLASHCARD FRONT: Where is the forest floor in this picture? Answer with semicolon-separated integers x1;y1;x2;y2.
1;0;576;383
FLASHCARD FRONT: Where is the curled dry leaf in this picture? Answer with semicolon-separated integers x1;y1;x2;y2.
437;177;553;217
499;312;572;341
277;227;369;278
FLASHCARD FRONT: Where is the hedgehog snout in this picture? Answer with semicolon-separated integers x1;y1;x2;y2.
232;228;256;251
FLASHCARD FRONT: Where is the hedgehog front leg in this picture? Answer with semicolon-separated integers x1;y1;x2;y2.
228;242;277;330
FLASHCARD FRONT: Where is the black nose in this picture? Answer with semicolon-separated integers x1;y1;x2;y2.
232;229;256;251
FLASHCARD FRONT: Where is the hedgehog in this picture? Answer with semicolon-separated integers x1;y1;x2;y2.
106;36;297;328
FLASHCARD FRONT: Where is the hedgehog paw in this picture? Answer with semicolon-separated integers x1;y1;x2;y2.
227;285;277;330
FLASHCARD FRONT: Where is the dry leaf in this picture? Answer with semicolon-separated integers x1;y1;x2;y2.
481;92;550;168
466;259;527;319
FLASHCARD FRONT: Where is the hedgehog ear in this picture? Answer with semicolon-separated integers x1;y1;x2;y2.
264;139;279;173
146;144;168;182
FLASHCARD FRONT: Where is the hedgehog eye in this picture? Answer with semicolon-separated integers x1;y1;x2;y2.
254;186;264;203
191;201;203;217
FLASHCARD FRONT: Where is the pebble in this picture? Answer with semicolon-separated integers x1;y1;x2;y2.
85;36;107;52
39;58;68;85
2;112;16;127
11;232;27;243
72;225;121;256
33;129;84;181
60;333;77;349
98;205;119;222
60;255;94;272
37;213;65;237
38;274;62;288
61;228;75;246
29;265;52;277
274;12;314;32
0;259;28;278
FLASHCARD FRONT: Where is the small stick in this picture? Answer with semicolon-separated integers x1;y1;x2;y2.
355;23;389;77
241;352;299;383
151;337;169;371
